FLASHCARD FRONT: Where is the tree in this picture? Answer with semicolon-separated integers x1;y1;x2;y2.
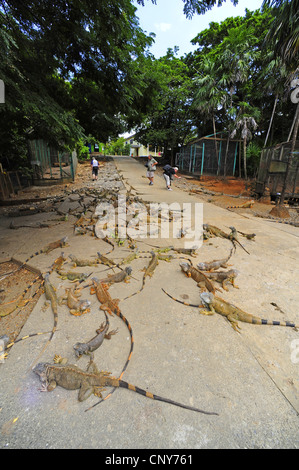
136;49;195;165
193;57;226;174
262;0;299;67
0;0;155;169
261;0;299;206
230;103;260;179
137;0;239;18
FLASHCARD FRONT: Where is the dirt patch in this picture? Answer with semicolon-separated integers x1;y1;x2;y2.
269;205;291;218
0;260;43;346
184;175;251;196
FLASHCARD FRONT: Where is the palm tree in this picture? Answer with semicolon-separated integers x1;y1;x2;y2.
230;103;260;180
262;0;299;67
257;53;288;147
217;25;256;176
262;0;299;205
193;57;226;174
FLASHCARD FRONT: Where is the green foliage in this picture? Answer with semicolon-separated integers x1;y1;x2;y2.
76;139;90;160
105;137;130;155
246;141;263;177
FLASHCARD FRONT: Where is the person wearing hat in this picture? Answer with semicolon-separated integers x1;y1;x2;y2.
145;154;158;185
163;164;181;190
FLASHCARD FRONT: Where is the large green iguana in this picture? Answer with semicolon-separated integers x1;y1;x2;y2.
162;289;298;332
33;358;218;415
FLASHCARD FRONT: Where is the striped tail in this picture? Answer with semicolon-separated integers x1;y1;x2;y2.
162;288;202;308
249;317;298;328
3;331;51;350
86;307;134;411
120;276;146;301
116;380;218;415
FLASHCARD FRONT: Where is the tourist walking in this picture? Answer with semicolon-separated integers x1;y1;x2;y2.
91;157;99;181
145;155;158;185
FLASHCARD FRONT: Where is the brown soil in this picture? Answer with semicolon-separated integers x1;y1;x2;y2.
269;205;291;218
0;261;43;346
185;175;250;196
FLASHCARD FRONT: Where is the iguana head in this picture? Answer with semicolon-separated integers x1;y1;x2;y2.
73;342;89;357
179;262;191;273
33;363;49;382
196;262;206;270
200;292;214;306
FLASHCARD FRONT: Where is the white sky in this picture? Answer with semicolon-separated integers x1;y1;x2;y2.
134;0;264;58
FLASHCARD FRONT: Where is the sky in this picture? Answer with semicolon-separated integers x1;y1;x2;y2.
134;0;264;58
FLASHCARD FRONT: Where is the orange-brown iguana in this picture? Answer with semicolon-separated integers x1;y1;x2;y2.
197;248;233;272
226;200;255;209
59;287;91;316
179;262;217;293
89;277;134;402
202;269;239;291
1;237;69;280
24;236;69;262
33;358;218;415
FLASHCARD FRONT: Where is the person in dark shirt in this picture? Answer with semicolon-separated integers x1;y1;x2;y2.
163;165;181;190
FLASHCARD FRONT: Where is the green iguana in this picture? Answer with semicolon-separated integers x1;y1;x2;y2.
199;292;299;331
196;249;233;272
33;358;218;415
121;251;159;301
162;289;299;332
228;227;250;255
31;273;59;367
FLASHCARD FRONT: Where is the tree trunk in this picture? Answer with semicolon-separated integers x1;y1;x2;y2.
213;116;220;175
243;138;247;180
279;102;299;205
223;136;230;177
264;94;278;147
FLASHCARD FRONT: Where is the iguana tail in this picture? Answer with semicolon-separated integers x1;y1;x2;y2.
115;379;218;415
86;306;134;411
162;288;202;308
246;316;298;328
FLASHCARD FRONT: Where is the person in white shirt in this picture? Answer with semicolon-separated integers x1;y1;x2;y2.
91;157;99;181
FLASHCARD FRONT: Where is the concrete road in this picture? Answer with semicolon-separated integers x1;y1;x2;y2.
0;155;298;449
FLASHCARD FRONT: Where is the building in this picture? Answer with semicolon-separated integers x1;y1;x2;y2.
124;134;162;158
